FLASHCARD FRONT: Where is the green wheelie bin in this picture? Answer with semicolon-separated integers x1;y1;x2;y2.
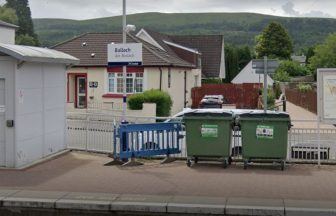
236;110;291;170
183;109;234;168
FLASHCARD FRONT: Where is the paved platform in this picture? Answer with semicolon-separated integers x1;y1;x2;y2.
1;190;336;215
1;152;336;215
0;152;336;202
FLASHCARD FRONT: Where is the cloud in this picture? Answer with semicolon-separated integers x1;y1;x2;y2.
282;1;331;18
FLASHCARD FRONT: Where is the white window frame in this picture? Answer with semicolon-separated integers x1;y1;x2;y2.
107;72;144;94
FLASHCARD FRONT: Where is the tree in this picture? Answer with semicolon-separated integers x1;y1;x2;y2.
237;46;252;71
255;22;293;59
276;60;307;77
309;34;336;77
15;34;37;46
5;0;39;45
0;5;17;24
224;44;239;82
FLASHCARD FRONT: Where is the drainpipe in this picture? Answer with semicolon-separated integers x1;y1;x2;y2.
159;67;162;90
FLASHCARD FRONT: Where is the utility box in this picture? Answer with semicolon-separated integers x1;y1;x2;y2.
183;109;233;168
236;110;291;170
0;43;78;168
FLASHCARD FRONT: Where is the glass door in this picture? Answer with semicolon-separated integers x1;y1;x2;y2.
76;76;86;108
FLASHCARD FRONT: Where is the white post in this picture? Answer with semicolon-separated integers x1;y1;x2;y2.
263;56;268;112
122;0;127;122
317;119;321;166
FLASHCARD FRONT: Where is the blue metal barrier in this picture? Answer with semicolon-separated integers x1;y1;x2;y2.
115;122;183;160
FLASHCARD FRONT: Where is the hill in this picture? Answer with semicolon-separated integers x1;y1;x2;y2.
33;12;336;51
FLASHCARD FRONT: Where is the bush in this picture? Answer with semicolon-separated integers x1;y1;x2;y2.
274;69;290;82
273;82;282;99
202;78;223;84
297;83;313;93
276;60;308;77
261;88;276;108
127;94;145;110
127;89;173;117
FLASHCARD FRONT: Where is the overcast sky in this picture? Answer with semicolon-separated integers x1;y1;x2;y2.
0;0;335;20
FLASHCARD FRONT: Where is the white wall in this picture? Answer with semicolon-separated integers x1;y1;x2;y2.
0;26;15;44
0;57;15;167
15;62;66;167
67;66;202;116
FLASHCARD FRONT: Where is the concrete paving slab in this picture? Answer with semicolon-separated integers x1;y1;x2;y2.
55;192;118;211
2;190;66;209
167;195;226;215
226;197;284;216
112;194;172;213
284;199;336;216
0;189;19;206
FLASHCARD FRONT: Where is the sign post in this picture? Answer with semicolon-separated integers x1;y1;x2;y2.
107;0;142;123
263;56;268;112
252;57;279;112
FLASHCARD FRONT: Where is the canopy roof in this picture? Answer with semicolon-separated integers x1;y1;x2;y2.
0;43;79;65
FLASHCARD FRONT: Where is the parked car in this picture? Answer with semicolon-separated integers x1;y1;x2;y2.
199;95;227;108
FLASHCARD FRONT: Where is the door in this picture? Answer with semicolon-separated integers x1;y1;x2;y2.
0;79;5;166
76;76;87;108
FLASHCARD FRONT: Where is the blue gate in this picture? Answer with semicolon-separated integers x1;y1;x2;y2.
114;122;183;160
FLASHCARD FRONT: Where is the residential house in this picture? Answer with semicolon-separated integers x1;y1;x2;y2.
53;29;225;115
231;60;274;86
291;55;307;66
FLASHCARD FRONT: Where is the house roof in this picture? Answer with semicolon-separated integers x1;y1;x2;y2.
0;20;18;29
0;43;79;65
170;35;224;78
53;32;195;68
138;29;224;78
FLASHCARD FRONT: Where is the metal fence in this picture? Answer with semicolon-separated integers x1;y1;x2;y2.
66;115;336;163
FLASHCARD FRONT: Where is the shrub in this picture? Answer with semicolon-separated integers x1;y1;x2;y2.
273;82;282;99
202;78;223;84
127;93;145;110
261;88;276;108
274;68;290;82
127;89;173;117
297;83;313;93
276;60;308;77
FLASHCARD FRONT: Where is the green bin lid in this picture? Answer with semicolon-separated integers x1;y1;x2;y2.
236;110;290;119
183;109;233;118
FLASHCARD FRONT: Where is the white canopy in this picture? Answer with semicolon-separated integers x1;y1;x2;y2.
0;43;79;65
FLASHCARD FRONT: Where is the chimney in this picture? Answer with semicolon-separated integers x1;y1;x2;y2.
0;20;18;44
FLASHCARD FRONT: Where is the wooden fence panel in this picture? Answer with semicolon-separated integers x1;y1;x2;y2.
191;83;260;109
286;88;317;114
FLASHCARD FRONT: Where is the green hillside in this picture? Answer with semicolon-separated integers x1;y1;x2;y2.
33;12;336;51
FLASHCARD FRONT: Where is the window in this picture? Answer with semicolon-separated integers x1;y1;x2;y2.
108;72;144;94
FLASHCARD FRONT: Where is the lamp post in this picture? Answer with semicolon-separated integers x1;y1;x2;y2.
122;0;127;122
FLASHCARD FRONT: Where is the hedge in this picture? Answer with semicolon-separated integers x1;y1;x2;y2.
127;89;173;117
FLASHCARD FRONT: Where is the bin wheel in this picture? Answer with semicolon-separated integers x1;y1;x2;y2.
228;157;232;165
280;160;285;171
187;159;192;167
194;157;198;164
222;159;228;169
243;159;248;170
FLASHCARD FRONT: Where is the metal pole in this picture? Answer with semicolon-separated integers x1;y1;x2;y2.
122;0;127;122
263;56;268;112
317;118;321;166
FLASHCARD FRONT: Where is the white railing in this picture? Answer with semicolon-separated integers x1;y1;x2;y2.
66;115;336;163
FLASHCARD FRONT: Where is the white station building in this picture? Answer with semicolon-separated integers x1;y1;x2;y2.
0;20;79;168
